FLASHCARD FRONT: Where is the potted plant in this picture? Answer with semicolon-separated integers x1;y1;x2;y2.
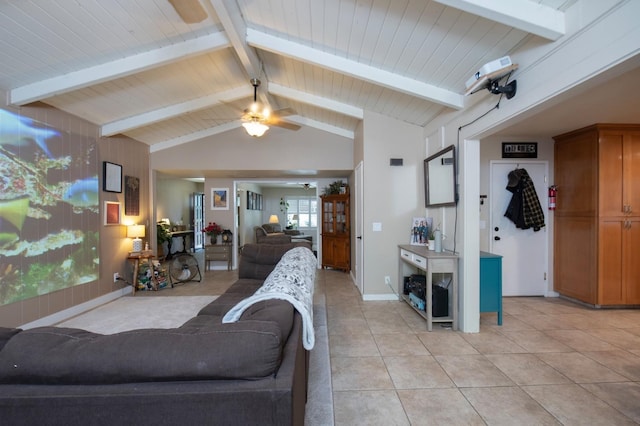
156;223;171;258
202;222;223;244
279;197;289;213
323;180;344;195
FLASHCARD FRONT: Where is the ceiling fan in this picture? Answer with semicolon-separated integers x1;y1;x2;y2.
241;79;300;137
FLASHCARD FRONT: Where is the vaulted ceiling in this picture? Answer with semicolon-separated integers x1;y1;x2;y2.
0;1;576;151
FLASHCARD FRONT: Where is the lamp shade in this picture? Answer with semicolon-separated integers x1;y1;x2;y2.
127;225;145;252
242;120;269;137
268;214;279;224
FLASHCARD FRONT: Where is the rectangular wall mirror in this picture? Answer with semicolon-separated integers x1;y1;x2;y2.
424;145;457;207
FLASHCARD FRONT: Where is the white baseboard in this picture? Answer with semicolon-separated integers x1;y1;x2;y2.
362;293;399;301
20;286;132;329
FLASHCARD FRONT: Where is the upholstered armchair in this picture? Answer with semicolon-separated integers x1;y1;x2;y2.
254;226;292;244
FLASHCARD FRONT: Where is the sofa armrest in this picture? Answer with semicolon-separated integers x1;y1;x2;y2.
256;234;291;244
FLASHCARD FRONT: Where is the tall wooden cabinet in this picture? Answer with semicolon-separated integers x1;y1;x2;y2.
320;193;350;271
554;124;640;306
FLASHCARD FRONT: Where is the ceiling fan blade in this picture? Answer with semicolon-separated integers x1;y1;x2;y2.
268;119;301;131
168;0;207;23
272;107;296;117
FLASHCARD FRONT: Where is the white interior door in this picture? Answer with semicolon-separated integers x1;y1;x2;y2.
192;192;205;250
355;162;364;295
490;161;548;296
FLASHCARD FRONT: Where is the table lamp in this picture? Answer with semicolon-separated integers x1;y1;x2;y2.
127;224;145;253
269;214;279;224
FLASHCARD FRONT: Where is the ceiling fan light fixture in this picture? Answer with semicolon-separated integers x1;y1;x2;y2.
242;120;269;137
248;101;260;114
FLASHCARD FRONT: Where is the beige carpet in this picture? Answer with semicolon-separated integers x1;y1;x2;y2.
56;296;217;334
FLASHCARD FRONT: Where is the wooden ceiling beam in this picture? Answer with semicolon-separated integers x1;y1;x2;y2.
246;29;464;110
268;83;364;119
101;86;252;137
206;0;270;106
434;0;565;41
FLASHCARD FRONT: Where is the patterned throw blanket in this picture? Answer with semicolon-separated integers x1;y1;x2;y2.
222;247;317;350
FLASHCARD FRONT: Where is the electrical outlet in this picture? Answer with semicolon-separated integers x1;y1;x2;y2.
384;276;391;285
113;272;120;283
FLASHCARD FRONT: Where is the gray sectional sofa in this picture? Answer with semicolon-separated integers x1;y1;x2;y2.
0;243;314;426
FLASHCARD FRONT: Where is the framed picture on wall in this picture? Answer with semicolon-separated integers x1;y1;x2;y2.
124;175;140;216
104;201;121;225
103;161;122;193
211;188;229;210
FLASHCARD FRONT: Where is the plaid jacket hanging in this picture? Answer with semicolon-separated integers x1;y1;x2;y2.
504;168;545;231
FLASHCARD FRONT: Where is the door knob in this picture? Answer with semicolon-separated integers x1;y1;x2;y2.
494;227;499;231
494;236;501;241
357;236;362;240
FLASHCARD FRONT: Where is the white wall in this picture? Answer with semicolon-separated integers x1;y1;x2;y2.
236;183;263;247
151;125;353;173
361;111;423;299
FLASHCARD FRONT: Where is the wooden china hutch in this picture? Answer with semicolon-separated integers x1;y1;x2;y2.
320;192;350;272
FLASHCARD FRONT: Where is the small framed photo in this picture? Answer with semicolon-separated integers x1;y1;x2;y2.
410;217;432;246
211;188;229;210
103;161;122;193
104;201;121;225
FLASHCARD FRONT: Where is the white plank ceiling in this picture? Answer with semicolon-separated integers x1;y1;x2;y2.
0;0;574;150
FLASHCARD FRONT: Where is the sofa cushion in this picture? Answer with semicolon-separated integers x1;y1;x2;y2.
223;278;263;294
190;299;294;341
239;243;304;280
0;327;21;352
239;299;294;340
197;292;252;317
261;223;282;233
0;320;284;385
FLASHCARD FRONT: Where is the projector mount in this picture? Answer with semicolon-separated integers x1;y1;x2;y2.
488;79;517;99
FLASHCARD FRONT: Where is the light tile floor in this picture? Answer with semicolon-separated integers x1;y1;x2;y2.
159;261;640;425
321;270;640;425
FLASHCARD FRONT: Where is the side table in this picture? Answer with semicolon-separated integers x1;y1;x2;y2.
128;252;158;294
204;244;232;271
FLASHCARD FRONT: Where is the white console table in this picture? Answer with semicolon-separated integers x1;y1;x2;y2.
398;245;458;331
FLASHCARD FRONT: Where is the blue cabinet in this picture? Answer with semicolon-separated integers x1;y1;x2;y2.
480;251;503;325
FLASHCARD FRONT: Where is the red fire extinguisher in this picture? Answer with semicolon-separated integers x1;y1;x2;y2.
548;185;557;210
